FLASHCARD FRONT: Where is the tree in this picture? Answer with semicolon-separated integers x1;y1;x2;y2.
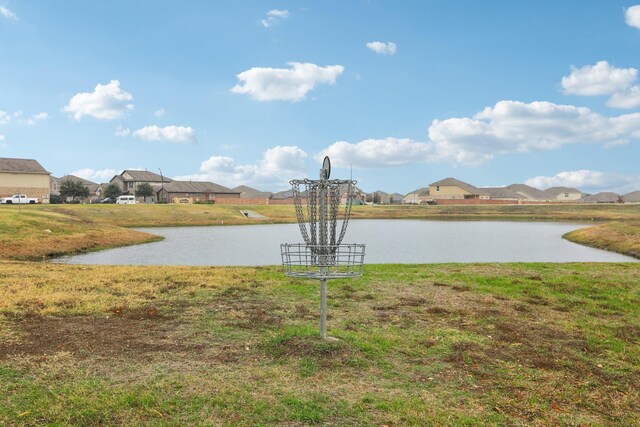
59;180;90;203
373;193;381;204
135;182;155;201
104;183;122;199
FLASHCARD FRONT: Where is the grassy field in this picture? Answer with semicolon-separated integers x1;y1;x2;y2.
1;203;639;424
0;262;638;425
0;208;160;260
2;203;640;260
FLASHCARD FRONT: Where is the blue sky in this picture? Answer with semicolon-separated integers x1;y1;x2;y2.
1;1;640;194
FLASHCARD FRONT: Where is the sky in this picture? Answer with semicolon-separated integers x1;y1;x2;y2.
1;1;640;195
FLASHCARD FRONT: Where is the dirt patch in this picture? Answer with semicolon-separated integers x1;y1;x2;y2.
615;325;640;343
0;311;204;360
211;286;283;329
269;336;352;358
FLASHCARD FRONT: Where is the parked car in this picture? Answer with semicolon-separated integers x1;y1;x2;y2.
0;194;39;204
116;195;136;204
100;197;116;204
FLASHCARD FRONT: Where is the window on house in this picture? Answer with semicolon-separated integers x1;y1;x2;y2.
564;193;569;198
436;186;440;191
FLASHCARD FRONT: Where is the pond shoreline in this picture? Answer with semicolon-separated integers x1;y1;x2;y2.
54;220;637;266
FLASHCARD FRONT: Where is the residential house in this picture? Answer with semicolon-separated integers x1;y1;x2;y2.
52;175;100;202
578;192;621;203
429;178;490;200
623;191;640;203
110;170;172;197
390;192;404;204
505;184;552;201
545;186;582;202
0;157;51;203
367;190;391;204
157;181;240;203
402;187;431;204
481;187;523;202
233;185;273;199
340;184;366;205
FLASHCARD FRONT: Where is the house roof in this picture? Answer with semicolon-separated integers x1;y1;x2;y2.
578;192;620;203
233;185;273;198
482;187;522;199
121;170;171;182
270;189;295;199
233;185;260;193
0;158;50;174
429;177;489;195
505;184;550;200
545;186;581;197
623;191;640;202
405;187;430;197
160;181;238;194
55;175;97;186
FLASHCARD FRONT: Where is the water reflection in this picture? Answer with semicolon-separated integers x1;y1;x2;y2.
56;220;637;266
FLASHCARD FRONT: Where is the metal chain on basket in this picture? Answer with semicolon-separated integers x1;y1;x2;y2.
335;182;354;247
307;181;317;248
329;183;339;248
291;181;311;246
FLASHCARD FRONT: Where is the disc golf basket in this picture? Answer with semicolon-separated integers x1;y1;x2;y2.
281;156;365;339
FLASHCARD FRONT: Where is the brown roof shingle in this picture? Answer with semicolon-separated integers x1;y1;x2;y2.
0;158;49;174
161;181;239;194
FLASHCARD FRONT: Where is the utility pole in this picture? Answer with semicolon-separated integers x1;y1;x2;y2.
158;168;164;203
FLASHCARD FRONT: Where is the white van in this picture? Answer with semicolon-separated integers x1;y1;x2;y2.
116;195;136;205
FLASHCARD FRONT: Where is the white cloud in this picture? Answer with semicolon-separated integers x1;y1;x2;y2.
175;145;307;189
321;100;640;168
71;168;119;182
625;5;640;29
607;85;640;109
561;61;640;109
561;61;637;96
366;41;397;55
231;62;345;102
261;9;289;28
0;5;17;20
19;112;49;126
0;111;10;125
525;170;640;194
154;107;165;117
132;125;195;143
114;125;131;137
63;80;134;120
320;138;432;168
0;134;5;141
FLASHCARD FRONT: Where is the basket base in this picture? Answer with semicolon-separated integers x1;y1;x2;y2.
281;243;365;280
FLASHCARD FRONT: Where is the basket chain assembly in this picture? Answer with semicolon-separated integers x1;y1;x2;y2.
281;156;365;339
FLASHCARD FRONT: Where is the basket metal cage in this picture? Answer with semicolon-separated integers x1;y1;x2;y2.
281;243;365;279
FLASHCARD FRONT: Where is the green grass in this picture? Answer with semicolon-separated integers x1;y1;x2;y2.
1;262;638;425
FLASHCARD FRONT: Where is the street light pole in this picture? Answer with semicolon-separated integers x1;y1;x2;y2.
158;168;164;203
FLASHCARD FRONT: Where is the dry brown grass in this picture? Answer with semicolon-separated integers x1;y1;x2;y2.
0;262;638;425
565;221;640;258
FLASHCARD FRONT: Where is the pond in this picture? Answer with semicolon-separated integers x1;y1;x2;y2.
55;220;637;266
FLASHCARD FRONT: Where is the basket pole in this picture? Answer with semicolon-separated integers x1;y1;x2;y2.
320;277;327;339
